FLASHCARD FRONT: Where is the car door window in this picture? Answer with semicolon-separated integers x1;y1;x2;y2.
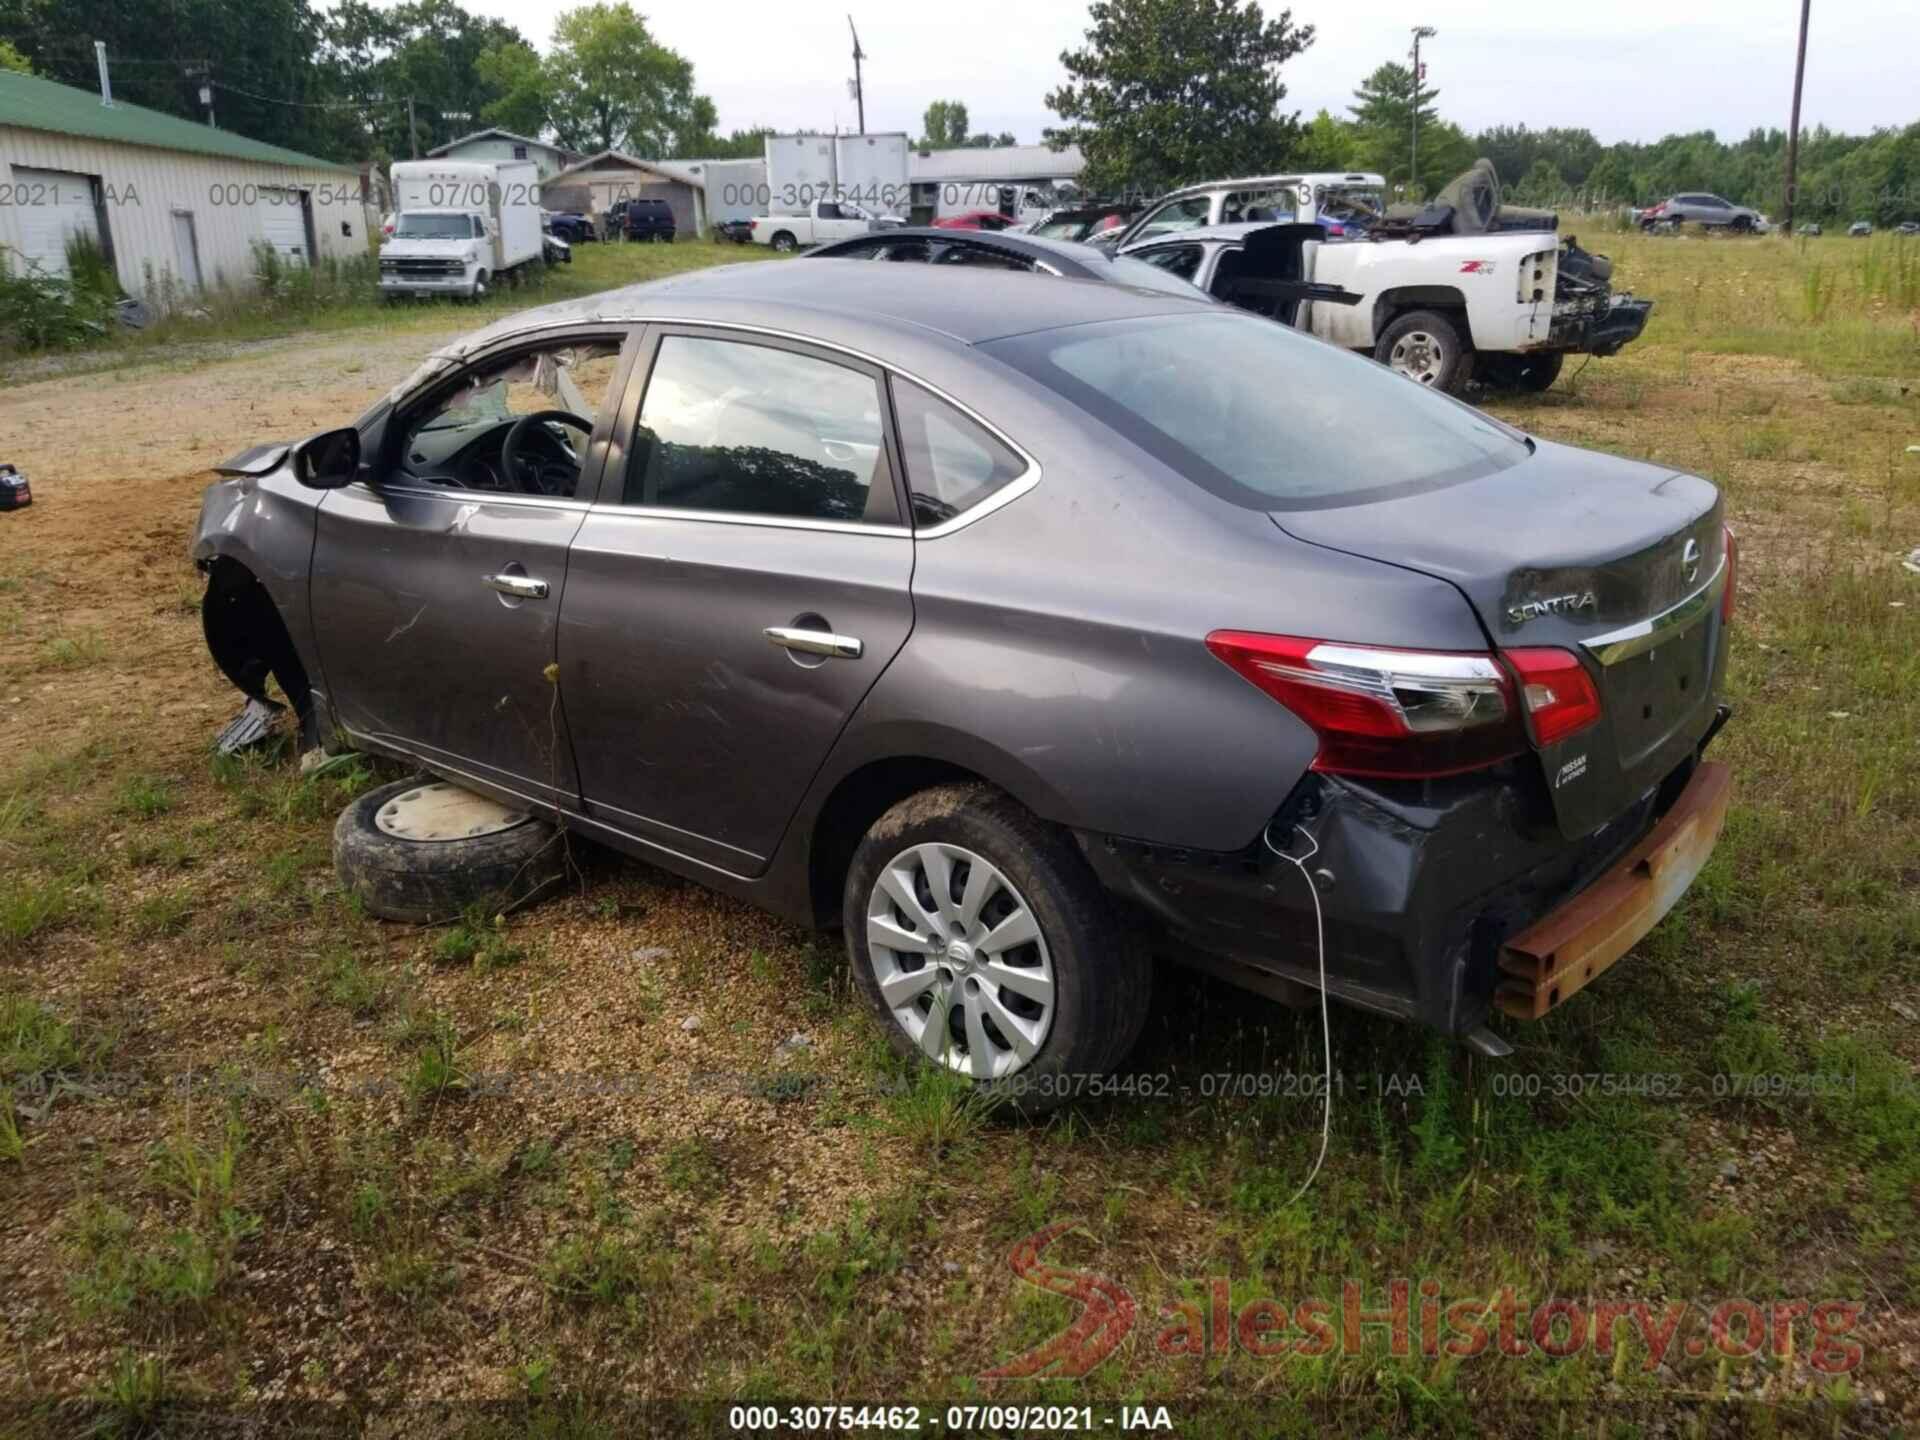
1133;197;1210;241
891;379;1027;527
1221;187;1290;223
625;335;892;524
395;340;622;497
1136;244;1204;282
819;202;844;220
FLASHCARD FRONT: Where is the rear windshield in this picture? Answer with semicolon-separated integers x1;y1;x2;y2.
984;311;1526;509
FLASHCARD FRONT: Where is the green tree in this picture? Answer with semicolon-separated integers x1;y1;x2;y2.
1044;0;1315;194
542;2;709;156
920;99;969;149
474;40;548;139
1347;60;1444;193
964;131;1017;148
1296;108;1355;169
0;38;33;73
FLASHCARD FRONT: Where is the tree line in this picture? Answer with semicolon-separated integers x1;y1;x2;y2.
4;0;1914;224
0;0;767;165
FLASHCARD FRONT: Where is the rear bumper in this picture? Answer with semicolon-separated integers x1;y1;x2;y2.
1494;761;1730;1019
1081;719;1729;1038
1550;297;1653;356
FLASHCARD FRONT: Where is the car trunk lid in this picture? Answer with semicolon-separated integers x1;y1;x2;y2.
1273;439;1728;836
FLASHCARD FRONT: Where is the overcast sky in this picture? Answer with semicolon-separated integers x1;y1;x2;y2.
469;0;1917;146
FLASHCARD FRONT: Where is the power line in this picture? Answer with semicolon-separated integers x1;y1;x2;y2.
208;77;407;112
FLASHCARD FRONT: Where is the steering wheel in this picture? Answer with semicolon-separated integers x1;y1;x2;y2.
501;410;593;496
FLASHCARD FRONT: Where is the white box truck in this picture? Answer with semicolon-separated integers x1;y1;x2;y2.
381;159;542;300
832;132;909;217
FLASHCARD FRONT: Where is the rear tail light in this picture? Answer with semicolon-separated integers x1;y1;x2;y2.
1720;524;1737;624
1502;648;1603;746
1206;633;1524;779
1209;632;1606;778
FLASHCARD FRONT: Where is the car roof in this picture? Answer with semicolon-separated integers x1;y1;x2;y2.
1150;171;1385;202
418;257;1210;371
810;226;1119;276
1122;221;1281;249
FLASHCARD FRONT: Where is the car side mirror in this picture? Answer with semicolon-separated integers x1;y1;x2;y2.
292;426;360;489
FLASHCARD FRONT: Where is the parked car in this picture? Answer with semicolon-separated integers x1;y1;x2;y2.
611;197;676;243
747;198;902;251
1025;206;1138;244
1849;221;1873;237
543;210;597;244
932;211;1019;232
807;228;1211;300
191;262;1735;1101
1109;171;1388;250
1797;222;1823;237
1639;194;1764;231
1895;221;1920;236
713;219;755;244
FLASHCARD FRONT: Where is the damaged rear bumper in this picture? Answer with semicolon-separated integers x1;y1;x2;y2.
1550;297;1654;357
1494;760;1730;1019
1080;721;1730;1039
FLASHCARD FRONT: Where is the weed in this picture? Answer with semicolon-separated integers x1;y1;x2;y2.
662;1136;723;1192
116;775;174;819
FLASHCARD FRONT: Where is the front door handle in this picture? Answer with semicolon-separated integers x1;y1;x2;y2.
484;573;550;600
764;626;863;659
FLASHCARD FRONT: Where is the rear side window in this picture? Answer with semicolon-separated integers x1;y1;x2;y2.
986;311;1525;510
890;380;1026;527
1135;245;1203;281
626;336;891;524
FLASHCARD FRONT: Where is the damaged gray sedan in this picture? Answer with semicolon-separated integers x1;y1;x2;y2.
193;260;1734;1105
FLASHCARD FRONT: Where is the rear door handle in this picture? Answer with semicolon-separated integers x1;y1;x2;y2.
484;573;550;599
764;626;863;659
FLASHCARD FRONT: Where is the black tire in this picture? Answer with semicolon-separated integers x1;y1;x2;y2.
1477;350;1564;393
1731;215;1752;233
1374;309;1471;394
333;778;567;924
470;270;490;302
770;231;798;253
843;783;1150;1113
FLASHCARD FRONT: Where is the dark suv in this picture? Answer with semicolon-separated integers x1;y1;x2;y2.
613;197;676;243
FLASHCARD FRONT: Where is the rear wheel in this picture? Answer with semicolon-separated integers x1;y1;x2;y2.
771;231;798;253
1376;309;1470;394
844;784;1149;1112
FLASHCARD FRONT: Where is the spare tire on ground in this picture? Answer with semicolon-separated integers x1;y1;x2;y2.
334;777;568;923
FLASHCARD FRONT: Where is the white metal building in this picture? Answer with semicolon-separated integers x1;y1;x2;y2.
670;158;768;224
426;128;579;182
0;69;364;298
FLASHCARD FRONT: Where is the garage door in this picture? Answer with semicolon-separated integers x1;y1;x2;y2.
11;167;101;278
256;189;310;265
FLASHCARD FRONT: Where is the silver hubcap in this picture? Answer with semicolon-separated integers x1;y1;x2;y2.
864;843;1055;1080
1389;330;1447;385
375;782;529;841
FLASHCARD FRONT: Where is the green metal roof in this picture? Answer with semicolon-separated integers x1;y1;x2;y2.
0;70;354;173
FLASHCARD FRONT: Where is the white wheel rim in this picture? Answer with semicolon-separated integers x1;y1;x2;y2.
1389;330;1447;385
864;842;1055;1080
375;782;529;841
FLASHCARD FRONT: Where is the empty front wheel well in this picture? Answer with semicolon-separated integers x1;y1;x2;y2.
806;757;989;926
200;556;310;716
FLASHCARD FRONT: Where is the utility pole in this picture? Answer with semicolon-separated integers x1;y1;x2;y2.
1409;26;1436;199
1782;0;1812;233
848;15;866;135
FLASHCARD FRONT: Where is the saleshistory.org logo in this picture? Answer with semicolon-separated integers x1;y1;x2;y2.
980;1223;1866;1379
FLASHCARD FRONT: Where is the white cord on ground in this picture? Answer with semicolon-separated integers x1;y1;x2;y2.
1264;822;1332;1208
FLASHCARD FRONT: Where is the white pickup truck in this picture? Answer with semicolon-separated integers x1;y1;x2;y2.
380;159;544;301
748;199;903;253
1117;161;1651;394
